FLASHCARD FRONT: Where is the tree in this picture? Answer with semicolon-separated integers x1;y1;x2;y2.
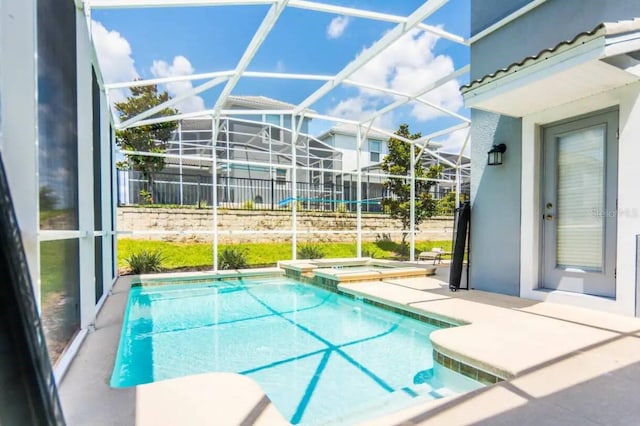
114;84;178;204
39;185;59;212
437;191;467;216
381;124;443;247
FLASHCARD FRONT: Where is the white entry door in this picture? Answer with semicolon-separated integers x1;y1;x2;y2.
541;110;618;298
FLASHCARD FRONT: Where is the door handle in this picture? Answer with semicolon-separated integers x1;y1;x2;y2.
545;214;554;221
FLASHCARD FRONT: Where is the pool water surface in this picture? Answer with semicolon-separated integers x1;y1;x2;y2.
111;277;481;425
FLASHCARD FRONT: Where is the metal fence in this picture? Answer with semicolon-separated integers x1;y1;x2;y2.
117;170;463;213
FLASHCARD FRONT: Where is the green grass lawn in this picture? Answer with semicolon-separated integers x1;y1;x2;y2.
117;239;453;272
40;240;67;296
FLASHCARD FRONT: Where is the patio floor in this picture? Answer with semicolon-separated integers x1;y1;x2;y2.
59;267;640;425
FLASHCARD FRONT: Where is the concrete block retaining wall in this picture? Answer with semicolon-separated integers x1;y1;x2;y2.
117;207;454;243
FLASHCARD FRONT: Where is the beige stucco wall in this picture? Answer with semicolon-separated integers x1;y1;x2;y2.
117;207;454;243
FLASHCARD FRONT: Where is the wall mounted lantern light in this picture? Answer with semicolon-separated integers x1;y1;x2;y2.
487;143;507;166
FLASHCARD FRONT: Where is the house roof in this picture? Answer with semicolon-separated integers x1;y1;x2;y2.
461;18;640;94
436;151;470;165
315;123;443;150
461;18;640;117
316;123;391;141
176;116;279;132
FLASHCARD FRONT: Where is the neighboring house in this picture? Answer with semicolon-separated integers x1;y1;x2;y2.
426;151;471;196
122;98;470;211
316;124;392;172
463;0;640;316
225;95;311;135
120;96;342;208
166;95;324;182
316;123;470;211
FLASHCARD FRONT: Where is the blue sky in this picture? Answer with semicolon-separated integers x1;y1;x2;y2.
92;0;471;152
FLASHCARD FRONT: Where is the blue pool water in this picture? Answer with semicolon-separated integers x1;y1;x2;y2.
111;278;482;425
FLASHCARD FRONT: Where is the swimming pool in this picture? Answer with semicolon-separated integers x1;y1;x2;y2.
111;277;482;424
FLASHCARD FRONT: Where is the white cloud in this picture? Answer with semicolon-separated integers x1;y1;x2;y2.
92;20;205;113
91;20;139;103
151;56;206;113
412;79;463;121
327;97;394;129
91;20;138;83
435;128;470;155
328;97;368;120
327;16;350;39
327;29;464;129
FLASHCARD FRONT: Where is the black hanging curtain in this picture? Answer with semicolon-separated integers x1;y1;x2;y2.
0;154;66;425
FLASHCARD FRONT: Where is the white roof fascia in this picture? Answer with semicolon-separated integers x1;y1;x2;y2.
320;126;387;140
463;36;604;109
604;31;640;58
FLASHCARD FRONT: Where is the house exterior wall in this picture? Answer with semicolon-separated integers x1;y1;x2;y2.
470;0;640;315
228;108;310;135
469;110;522;296
470;0;531;38
471;0;640;80
327;133;388;173
520;83;640;316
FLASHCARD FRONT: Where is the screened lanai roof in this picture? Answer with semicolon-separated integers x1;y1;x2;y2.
164;116;342;169
84;0;474;167
225;95;305;112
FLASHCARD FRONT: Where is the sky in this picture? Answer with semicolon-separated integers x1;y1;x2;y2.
91;0;471;154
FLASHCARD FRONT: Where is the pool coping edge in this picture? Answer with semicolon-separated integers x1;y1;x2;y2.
336;284;509;385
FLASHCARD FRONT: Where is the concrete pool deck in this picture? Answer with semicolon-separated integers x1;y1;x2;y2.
279;257;437;285
59;267;640;425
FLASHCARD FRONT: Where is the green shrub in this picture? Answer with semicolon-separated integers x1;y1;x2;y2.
139;190;153;205
218;247;249;270
241;199;254;210
126;249;164;274
361;248;377;258
395;243;419;260
335;203;348;214
297;244;324;259
374;234;397;252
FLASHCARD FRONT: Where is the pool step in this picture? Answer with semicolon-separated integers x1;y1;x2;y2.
320;383;451;425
